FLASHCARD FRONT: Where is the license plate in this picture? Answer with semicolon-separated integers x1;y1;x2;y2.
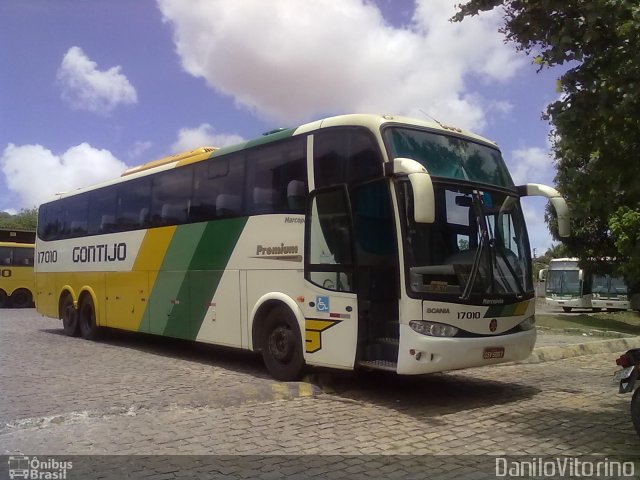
614;366;635;383
483;347;504;360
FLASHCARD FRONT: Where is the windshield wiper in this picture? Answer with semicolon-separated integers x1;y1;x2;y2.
460;191;488;300
491;240;525;297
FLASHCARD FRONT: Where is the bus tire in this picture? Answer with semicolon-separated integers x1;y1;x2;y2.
60;294;79;337
261;306;305;381
0;290;7;308
10;288;33;309
562;307;572;313
79;295;101;341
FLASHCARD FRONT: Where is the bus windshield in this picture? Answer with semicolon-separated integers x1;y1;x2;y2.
593;274;628;296
384;127;514;188
398;183;532;299
546;270;581;296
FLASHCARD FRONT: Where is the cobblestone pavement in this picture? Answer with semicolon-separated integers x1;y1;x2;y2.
1;309;638;479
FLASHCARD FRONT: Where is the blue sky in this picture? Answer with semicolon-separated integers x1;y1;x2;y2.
0;0;562;255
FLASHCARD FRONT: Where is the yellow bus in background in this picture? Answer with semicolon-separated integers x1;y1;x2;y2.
0;228;36;308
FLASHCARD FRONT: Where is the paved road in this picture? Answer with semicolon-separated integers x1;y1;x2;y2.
1;309;638;479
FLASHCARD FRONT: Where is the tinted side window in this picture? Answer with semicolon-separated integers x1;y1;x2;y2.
88;187;117;235
0;246;11;265
13;247;34;266
246;137;307;214
60;194;89;238
116;178;151;231
192;154;245;221
151;166;193;226
37;204;50;240
314;128;382;189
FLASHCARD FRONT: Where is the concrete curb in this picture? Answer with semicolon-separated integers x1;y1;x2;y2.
521;336;640;364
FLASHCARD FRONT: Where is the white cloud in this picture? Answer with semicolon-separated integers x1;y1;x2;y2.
57;46;138;113
171;123;245;153
1;143;127;208
508;146;554;185
157;0;524;131
128;140;153;159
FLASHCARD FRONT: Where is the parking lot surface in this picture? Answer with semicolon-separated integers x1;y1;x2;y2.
1;309;638;478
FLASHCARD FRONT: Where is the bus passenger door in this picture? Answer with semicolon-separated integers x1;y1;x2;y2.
303;186;358;369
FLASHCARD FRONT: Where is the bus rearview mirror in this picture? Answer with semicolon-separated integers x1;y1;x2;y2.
387;158;435;224
409;172;435;224
517;183;570;238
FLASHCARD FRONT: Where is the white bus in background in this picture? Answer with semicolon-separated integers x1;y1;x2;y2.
35;114;570;380
591;274;629;311
544;258;593;312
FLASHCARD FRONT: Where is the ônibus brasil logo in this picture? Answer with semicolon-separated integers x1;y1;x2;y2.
8;456;72;480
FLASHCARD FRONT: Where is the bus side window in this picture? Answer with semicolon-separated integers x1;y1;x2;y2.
116;178;151;231
88;188;117;235
151;167;193;226
13;247;34;266
192;154;245;221
60;195;89;239
0;246;11;265
314;128;382;189
246;137;307;215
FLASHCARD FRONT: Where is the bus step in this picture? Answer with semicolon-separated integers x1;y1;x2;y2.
358;360;398;372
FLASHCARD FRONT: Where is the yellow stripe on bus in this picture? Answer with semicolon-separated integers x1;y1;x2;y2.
133;226;176;275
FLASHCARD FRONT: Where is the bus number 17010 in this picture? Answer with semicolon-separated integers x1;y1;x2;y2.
37;250;58;264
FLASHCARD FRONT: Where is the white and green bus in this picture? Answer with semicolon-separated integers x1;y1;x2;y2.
591;274;629;311
544;258;592;312
545;258;630;312
35;114;569;380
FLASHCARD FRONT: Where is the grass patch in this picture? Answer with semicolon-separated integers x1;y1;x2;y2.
536;310;640;335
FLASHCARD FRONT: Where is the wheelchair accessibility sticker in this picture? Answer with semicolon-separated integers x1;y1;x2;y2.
316;295;330;312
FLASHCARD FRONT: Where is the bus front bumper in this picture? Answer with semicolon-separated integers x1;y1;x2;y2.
546;298;585;309
396;325;536;375
591;299;629;310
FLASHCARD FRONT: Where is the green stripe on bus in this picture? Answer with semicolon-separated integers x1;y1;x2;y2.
145;218;247;339
484;301;529;318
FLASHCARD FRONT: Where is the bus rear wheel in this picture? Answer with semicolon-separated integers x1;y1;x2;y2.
60;295;79;337
79;295;101;340
0;290;7;308
10;289;33;308
261;306;305;381
562;307;572;313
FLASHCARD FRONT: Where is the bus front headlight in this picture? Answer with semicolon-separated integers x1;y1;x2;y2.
409;320;458;337
518;315;536;331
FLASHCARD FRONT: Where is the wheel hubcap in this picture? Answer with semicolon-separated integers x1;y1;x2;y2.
269;325;293;362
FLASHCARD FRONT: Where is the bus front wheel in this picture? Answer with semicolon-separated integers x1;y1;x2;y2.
79;295;101;340
261;306;305;381
10;289;33;308
562;307;572;313
60;295;79;336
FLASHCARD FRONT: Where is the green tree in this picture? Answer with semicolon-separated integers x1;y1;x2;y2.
0;208;38;230
453;0;640;289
